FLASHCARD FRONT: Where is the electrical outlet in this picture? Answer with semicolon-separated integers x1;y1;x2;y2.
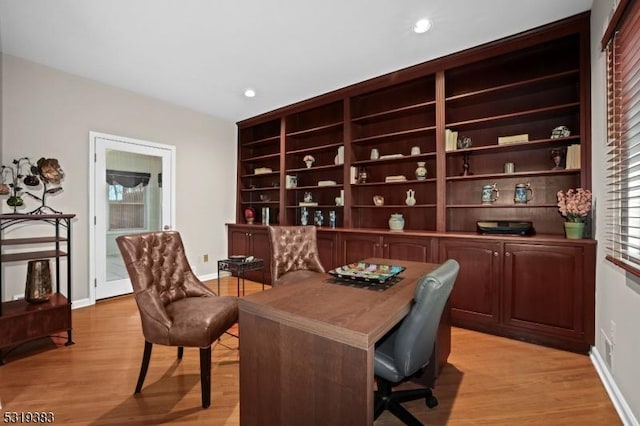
610;320;616;345
203;254;209;262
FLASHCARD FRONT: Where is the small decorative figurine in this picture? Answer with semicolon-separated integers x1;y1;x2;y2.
461;153;473;176
304;191;313;203
457;136;472;149
301;207;309;225
303;154;315;168
357;167;368;184
329;211;337;228
550;126;571;139
314;210;324;227
551;148;565;170
244;206;255;224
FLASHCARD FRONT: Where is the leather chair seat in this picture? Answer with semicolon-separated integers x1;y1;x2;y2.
165;296;238;347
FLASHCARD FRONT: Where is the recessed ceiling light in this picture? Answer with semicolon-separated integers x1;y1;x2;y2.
244;89;256;98
413;18;432;34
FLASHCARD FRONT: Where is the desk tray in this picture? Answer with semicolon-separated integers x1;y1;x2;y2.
328;262;405;284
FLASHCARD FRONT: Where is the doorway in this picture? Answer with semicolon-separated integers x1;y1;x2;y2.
89;132;175;301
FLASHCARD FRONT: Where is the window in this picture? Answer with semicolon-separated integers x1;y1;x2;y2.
604;0;640;276
106;170;150;230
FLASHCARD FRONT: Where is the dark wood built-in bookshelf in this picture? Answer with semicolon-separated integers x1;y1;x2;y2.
230;13;595;353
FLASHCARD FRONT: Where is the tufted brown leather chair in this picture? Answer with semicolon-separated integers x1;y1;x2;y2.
267;225;325;286
116;231;238;409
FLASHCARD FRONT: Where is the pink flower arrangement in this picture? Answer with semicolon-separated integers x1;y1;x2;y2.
557;188;592;222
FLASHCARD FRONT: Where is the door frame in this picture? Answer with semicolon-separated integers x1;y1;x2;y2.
88;131;176;304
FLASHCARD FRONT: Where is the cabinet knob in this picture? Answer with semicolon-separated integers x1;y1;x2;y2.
383;244;388;248
505;252;511;257
493;251;499;257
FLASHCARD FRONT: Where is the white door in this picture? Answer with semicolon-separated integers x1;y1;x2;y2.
90;132;175;301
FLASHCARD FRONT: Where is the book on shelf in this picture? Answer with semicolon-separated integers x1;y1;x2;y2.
299;202;318;207
497;134;529;145
318;180;337;187
384;175;408;183
254;167;273;175
379;153;404;160
565;144;581;169
350;166;357;184
445;129;459;151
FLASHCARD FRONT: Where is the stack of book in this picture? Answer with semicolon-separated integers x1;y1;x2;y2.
497;134;529;145
565;144;581;169
384;175;407;183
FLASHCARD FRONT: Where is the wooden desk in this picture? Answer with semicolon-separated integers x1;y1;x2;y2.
238;258;448;425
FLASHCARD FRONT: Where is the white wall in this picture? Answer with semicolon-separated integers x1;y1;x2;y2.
1;54;237;302
591;1;640;423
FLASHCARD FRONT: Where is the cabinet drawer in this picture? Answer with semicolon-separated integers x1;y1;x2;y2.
0;299;71;348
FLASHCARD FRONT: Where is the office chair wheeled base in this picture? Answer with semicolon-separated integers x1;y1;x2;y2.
374;377;438;426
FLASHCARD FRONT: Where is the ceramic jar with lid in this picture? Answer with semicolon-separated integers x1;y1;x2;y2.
388;213;405;231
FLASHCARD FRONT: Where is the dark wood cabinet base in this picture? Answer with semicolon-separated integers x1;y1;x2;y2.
227;224;596;354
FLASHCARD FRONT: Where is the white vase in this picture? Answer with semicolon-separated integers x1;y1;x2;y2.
405;189;416;206
415;162;427;180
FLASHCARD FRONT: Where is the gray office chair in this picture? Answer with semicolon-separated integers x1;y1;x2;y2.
374;259;459;425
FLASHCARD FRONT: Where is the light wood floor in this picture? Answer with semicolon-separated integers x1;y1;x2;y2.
0;277;620;425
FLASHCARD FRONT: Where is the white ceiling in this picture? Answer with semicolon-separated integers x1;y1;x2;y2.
0;0;593;122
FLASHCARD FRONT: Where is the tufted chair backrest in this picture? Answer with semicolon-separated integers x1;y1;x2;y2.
116;231;213;306
267;226;325;284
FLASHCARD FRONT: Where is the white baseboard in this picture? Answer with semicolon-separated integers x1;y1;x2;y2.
591;346;639;426
198;272;219;282
71;297;93;309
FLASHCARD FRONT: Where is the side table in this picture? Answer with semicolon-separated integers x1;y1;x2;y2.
217;258;266;297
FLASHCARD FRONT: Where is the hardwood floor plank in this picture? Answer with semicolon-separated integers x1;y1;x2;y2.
0;278;620;425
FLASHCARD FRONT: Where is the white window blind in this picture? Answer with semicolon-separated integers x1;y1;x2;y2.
605;0;640;276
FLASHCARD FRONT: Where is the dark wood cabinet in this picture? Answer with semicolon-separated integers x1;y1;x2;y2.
227;225;271;283
340;232;436;265
440;237;595;352
502;242;593;351
316;230;339;271
230;14;595;353
439;238;501;327
0;214;75;362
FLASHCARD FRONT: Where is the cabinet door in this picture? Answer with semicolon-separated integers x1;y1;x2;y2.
227;225;271;284
340;233;382;264
384;235;435;263
247;228;271;284
317;231;339;271
228;227;250;256
502;243;584;343
439;239;501;328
